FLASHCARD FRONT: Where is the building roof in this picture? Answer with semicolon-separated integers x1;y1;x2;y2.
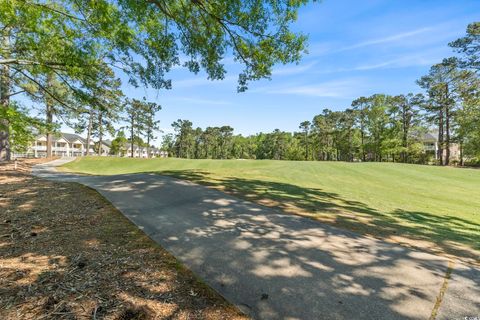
36;133;166;153
409;129;439;142
61;133;87;144
421;132;438;142
120;142;162;153
37;132;85;143
38;132;97;145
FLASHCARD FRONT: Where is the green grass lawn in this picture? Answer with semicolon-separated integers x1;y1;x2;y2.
62;157;480;261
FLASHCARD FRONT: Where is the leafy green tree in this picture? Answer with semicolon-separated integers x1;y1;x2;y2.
0;1;112;159
365;94;390;161
450;22;480;71
311;111;328;160
1;0;313;160
450;22;480;164
336;109;357;161
454;69;480;164
200;127;215;158
0;102;47;155
231;134;256;159
389;93;423;162
299;121;311;160
143;101;162;158
172;119;194;158
161;133;175;157
110;131;128;156
125;98;149;157
193;127;204;159
351;97;370;161
85;68;124;155
417;58;462;165
219;126;234;159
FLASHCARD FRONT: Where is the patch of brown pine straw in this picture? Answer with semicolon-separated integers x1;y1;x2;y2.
0;159;247;320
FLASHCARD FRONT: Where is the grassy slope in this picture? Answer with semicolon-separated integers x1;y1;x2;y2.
63;157;480;261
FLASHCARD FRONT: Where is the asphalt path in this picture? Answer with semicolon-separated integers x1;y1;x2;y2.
32;159;480;320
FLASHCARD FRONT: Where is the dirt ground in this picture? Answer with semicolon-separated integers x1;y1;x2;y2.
0;159;247;320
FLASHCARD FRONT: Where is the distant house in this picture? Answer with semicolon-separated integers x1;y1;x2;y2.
27;133;95;158
98;140;112;156
17;133;167;158
118;142;168;158
420;131;460;161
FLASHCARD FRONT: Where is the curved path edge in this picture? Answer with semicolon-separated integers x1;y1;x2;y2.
32;159;480;320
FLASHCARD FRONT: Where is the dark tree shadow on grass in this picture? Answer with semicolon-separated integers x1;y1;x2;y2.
24;166;480;319
74;170;480;319
156;169;480;263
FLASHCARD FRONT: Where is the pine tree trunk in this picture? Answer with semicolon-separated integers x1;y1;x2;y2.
46;102;53;158
147;133;150;159
98;112;103;155
438;110;444;166
445;102;450;165
45;73;55;158
0;29;11;161
459;140;464;166
85;109;93;156
402;107;408;163
130;114;134;158
361;128;365;162
304;132;308;160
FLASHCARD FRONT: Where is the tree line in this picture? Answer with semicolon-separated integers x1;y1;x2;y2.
163;22;480;166
0;0;310;160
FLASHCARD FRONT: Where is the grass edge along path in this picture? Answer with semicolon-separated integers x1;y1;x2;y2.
0;159;248;320
61;157;480;265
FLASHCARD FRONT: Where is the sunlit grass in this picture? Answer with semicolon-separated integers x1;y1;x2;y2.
62;157;480;260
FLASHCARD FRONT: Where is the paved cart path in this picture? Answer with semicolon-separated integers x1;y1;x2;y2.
32;159;480;320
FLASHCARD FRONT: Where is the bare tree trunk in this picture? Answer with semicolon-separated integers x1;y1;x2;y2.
438;111;444;166
98;112;103;155
0;29;11;161
459;140;464;166
147;132;150;159
445;107;450;166
130;114;134;158
360;128;365;162
46;102;53;158
45;73;55;158
85;109;93;156
402;106;408;163
304;132;308;160
348;130;353;162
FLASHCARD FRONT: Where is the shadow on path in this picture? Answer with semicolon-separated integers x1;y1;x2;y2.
0;169;244;319
74;172;479;320
30;161;480;319
157;170;480;263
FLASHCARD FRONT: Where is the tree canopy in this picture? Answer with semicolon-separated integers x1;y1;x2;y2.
0;0;315;160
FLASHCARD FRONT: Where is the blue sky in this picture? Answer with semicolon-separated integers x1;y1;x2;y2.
63;0;480;140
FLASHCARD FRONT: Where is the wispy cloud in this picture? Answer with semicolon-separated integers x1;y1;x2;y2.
303;46;448;75
306;42;332;56
351;54;440;71
260;78;368;98
173;75;236;89
273;61;318;76
172;97;232;106
306;26;439;58
342;27;433;51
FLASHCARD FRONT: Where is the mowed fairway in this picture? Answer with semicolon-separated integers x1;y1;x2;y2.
62;157;480;261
